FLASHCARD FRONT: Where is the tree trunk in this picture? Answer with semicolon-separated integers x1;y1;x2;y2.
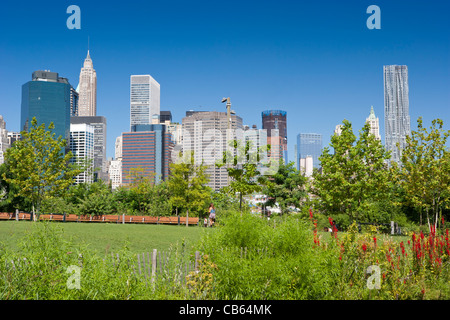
239;193;242;212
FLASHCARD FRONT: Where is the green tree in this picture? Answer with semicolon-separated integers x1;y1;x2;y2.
217;139;266;211
168;151;211;221
263;160;308;215
311;120;392;225
2;117;84;219
0;162;32;212
398;117;450;230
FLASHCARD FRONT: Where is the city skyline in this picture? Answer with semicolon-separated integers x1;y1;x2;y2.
0;0;449;162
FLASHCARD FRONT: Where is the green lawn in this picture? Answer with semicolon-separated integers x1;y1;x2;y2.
0;220;209;256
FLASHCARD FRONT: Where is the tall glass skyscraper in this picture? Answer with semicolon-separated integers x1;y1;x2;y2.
130;75;160;130
21;71;72;151
297;133;322;170
384;65;410;165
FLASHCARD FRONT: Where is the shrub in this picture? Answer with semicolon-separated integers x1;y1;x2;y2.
198;212;339;299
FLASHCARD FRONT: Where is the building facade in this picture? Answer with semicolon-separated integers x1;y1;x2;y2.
70;86;79;117
261;110;288;164
240;125;269;174
366;106;381;141
384;65;410;165
77;51;97;116
108;135;123;190
0;115;9;165
122;124;172;185
130;75;160;130
70;123;95;184
21;71;72;152
70;116;107;182
182;111;243;191
297;133;322;170
109;159;122;190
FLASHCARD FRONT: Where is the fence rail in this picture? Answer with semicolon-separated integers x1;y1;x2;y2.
0;211;199;226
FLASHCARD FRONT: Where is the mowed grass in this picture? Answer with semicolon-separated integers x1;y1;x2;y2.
0;220;209;256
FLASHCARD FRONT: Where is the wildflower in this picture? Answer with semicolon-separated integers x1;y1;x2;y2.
362;244;367;252
373;236;377;248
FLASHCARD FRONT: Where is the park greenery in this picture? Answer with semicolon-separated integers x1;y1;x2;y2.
0;116;449;300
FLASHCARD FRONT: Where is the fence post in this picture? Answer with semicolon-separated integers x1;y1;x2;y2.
195;251;200;272
15;209;18;221
390;221;395;235
122;214;125;224
186;209;189;227
151;249;157;283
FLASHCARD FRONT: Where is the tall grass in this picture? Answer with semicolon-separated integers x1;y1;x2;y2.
0;222;201;299
198;213;339;299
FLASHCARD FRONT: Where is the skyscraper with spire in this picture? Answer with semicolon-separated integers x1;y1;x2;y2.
366;106;381;141
77;50;97;116
384;65;410;165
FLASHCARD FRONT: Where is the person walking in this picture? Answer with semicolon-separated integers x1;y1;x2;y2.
208;203;216;227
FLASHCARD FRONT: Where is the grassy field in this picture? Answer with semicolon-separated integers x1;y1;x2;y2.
0;220;209;256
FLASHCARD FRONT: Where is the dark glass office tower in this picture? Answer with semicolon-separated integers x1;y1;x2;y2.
21;71;72;150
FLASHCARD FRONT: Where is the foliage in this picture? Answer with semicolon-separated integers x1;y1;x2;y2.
398;117;450;231
217;140;266;210
262;160;308;215
168;151;211;218
311;120;392;225
198;212;338;299
2;118;84;217
0;162;32;212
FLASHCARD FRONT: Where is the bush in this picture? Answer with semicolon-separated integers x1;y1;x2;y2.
198;212;339;299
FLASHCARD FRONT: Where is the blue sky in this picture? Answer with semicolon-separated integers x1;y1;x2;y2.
0;0;449;161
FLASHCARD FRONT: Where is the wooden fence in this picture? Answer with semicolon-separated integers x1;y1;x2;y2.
3;248;204;289
0;211;199;226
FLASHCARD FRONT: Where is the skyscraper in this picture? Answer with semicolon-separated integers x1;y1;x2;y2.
21;71;72;151
297;133;322;170
70;86;79;117
261;110;288;164
122;124;172;185
77;51;97;116
0;115;10;165
70;116;107;182
384;65;410;165
70;123;95;184
182;111;243;191
130;75;160;130
366;106;381;141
